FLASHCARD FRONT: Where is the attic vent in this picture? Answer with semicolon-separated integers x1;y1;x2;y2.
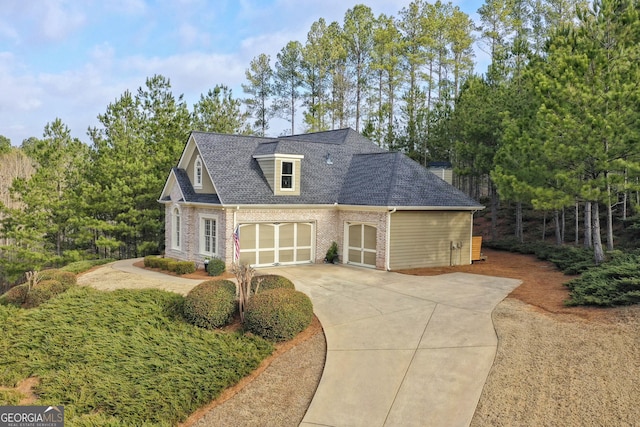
326;153;333;165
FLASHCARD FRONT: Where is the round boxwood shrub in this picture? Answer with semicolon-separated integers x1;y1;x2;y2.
244;288;313;342
0;284;29;307
39;269;77;289
183;280;237;329
207;258;226;276
251;274;295;294
24;280;65;308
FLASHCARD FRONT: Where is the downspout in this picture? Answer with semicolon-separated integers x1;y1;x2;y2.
385;208;397;271
470;210;476;264
233;206;239;263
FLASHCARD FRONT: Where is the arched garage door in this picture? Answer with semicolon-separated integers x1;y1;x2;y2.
346;223;377;268
238;222;314;267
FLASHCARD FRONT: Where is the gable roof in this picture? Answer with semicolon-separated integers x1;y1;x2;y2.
162;129;482;210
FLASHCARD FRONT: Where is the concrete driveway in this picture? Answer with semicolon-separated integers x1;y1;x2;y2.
262;264;521;427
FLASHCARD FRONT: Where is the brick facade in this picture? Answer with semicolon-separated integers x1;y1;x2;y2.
165;203;390;270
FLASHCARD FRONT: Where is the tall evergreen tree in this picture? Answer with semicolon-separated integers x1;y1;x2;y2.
242;54;274;136
273;41;304;135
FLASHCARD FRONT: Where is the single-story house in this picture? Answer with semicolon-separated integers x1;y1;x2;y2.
159;128;483;270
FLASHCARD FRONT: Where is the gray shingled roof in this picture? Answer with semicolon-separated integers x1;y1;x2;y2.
181;129;481;209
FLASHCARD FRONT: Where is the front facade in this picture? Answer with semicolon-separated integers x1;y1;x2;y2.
159;129;483;270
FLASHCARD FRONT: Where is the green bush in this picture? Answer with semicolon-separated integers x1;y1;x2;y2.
207;258;226;276
144;255;161;268
39;269;77;289
244;288;313;342
0;284;29;307
23;280;65;308
153;257;171;270
170;261;196;275
251;274;295;294
183;280;237;329
565;256;640;306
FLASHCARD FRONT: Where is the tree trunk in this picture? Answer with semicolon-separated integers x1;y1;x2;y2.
554;210;562;245
490;183;498;241
606;181;614;251
515;201;523;243
542;211;546;241
592;201;605;265
584;201;593;249
561;208;565;243
575;201;579;245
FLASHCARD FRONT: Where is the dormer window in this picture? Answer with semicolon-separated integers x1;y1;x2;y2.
194;156;203;189
281;161;293;190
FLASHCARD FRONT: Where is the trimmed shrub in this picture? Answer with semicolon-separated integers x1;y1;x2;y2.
244;288;313;342
144;255;161;268
0;284;29;307
24;280;65;308
39;269;77;289
156;258;173;271
207;258;226;276
251;274;295;294
183;280;237;328
170;261;196;275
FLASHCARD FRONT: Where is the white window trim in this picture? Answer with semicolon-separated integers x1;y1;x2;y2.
172;205;182;250
280;160;295;192
194;155;203;189
199;213;219;256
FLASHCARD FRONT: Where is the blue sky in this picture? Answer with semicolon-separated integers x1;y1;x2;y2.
0;0;486;145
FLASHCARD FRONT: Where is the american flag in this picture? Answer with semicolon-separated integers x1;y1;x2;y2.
233;225;240;261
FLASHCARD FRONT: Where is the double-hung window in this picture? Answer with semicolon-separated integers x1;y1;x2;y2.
200;215;217;256
281;161;293;190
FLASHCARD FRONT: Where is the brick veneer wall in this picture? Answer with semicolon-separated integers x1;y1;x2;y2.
165;199;390;270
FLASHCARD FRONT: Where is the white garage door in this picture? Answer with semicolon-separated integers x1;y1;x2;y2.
238;222;314;267
346;223;377;268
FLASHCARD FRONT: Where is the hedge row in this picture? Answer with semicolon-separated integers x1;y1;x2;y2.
144;256;196;275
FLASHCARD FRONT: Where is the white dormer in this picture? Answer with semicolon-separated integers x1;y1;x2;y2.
253;153;304;196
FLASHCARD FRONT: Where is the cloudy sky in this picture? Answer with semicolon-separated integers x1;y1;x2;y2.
0;0;485;145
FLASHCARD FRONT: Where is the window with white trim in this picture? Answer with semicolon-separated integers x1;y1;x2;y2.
172;206;181;249
200;214;218;256
194;156;203;189
281;161;293;190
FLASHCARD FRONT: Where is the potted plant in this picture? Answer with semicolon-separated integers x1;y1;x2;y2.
324;241;339;264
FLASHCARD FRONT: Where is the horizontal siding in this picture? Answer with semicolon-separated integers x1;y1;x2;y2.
256;158;275;190
389;211;471;270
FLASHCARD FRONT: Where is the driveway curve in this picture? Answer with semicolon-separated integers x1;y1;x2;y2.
79;260;520;426
262;264;521;427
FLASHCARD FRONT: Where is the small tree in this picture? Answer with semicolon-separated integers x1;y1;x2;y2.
231;263;263;323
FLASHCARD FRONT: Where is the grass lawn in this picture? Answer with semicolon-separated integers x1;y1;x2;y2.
0;287;274;426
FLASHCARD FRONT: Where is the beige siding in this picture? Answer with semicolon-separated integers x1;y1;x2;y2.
429;168;453;185
389;211;472;270
255;158;275;190
186;150;216;194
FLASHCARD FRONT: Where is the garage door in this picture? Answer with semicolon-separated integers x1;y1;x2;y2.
347;223;377;268
238;222;313;267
